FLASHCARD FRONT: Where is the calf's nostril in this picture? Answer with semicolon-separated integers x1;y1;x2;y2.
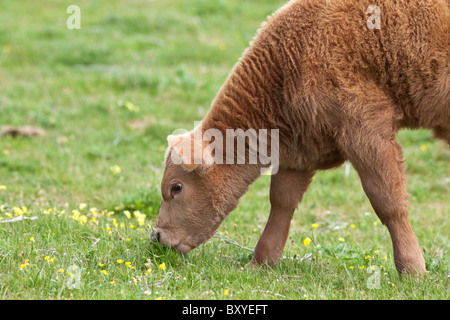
151;229;161;242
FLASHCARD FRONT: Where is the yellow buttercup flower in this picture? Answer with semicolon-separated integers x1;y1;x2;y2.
133;210;143;219
224;289;230;296
79;215;87;225
123;101;140;113
303;237;311;247
72;210;80;220
110;165;122;175
101;270;108;275
90;217;98;225
312;223;319;229
117;259;124;264
134;211;146;226
158;263;166;270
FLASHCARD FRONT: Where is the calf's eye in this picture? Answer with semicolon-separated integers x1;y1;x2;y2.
170;183;183;197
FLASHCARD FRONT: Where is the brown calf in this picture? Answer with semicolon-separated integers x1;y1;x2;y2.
152;0;449;274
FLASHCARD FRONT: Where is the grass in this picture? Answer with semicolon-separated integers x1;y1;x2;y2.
0;0;448;300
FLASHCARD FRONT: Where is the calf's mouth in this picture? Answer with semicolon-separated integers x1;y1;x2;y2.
150;227;193;254
175;241;193;254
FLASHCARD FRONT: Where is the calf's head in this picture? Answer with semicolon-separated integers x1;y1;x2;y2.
151;131;245;254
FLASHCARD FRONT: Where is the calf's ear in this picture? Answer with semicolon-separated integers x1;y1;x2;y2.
167;133;201;171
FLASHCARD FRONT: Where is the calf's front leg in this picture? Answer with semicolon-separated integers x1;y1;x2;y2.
251;168;315;266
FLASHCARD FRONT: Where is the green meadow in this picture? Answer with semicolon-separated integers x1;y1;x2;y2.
0;0;448;299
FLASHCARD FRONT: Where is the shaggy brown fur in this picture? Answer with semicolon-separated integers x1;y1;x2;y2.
152;0;449;274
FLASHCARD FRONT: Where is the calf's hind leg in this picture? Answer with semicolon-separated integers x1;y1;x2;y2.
251;169;315;266
341;135;426;275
